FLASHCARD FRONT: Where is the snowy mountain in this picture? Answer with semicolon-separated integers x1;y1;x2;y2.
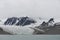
4;17;36;26
0;17;60;35
0;17;40;34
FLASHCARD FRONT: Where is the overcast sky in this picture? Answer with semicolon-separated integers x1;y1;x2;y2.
0;0;60;18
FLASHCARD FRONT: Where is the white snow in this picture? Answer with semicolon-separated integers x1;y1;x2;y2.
0;18;39;34
0;17;60;35
0;25;34;34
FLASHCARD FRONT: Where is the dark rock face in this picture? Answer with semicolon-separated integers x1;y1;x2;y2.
16;17;36;26
48;18;54;23
4;17;18;25
23;19;35;26
0;28;3;31
16;17;28;26
0;27;12;35
4;17;36;26
34;18;60;34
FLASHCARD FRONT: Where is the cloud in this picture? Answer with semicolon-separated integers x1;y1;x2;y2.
0;0;60;18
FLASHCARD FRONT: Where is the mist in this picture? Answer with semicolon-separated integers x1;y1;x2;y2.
0;0;60;18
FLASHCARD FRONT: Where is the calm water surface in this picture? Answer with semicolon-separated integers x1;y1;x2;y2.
0;35;60;40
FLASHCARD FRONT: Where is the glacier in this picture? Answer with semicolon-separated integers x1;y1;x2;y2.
0;17;60;35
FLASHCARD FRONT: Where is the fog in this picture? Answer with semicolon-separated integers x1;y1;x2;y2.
0;0;60;18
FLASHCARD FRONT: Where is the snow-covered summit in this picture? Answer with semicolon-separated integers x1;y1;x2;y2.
0;17;60;35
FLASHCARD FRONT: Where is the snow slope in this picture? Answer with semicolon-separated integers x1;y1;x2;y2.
0;17;60;35
0;17;40;34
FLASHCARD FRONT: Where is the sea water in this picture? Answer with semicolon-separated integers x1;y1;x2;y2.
0;35;60;40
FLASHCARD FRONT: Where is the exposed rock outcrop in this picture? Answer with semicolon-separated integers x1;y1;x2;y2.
4;17;36;26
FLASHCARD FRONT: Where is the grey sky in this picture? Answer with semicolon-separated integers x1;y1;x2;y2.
0;0;60;18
